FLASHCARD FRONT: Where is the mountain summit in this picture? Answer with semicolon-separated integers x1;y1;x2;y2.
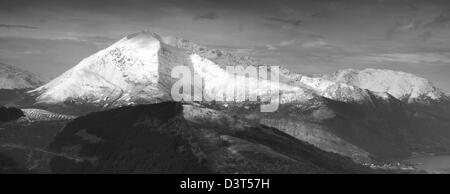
30;31;306;108
30;31;176;107
323;68;447;103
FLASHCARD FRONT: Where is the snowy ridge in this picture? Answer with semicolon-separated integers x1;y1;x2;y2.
277;70;384;103
31;31;315;106
162;35;263;68
189;54;314;103
298;76;371;102
280;67;448;103
30;30;449;107
322;68;446;103
0;63;46;89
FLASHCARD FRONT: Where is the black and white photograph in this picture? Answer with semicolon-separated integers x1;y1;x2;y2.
1;0;450;190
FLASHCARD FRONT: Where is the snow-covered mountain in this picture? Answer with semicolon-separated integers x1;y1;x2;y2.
0;63;46;89
30;31;310;108
30;32;171;107
279;67;449;104
32;30;449;107
28;30;450;163
322;68;448;103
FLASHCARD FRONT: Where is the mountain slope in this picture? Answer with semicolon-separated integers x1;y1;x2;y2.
30;32;172;107
0;108;74;173
0;63;47;107
30;31;310;113
48;102;377;174
0;63;46;90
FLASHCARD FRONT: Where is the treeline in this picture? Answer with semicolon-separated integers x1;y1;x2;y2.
0;106;24;122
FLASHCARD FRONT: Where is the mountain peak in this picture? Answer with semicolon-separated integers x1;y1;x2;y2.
324;68;446;102
31;30;310;110
30;30;449;109
30;30;173;105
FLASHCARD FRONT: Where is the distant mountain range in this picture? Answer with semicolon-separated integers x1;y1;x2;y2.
1;30;449;173
0;63;47;108
29;31;450;108
0;63;46;90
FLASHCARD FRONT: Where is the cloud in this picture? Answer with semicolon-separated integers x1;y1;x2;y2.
265;39;298;50
68;35;116;45
307;33;325;39
419;31;432;42
265;38;334;50
36;35;117;47
386;20;421;39
238;23;244;33
264;17;302;26
310;11;332;19
279;40;297;47
0;24;39;29
424;10;450;28
301;39;333;48
233;48;256;55
265;44;278;50
363;53;450;64
193;12;219;21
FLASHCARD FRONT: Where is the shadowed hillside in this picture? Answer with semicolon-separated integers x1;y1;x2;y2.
0;107;24;123
48;102;379;174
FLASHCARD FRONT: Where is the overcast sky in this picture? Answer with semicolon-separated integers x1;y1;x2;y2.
1;0;450;92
